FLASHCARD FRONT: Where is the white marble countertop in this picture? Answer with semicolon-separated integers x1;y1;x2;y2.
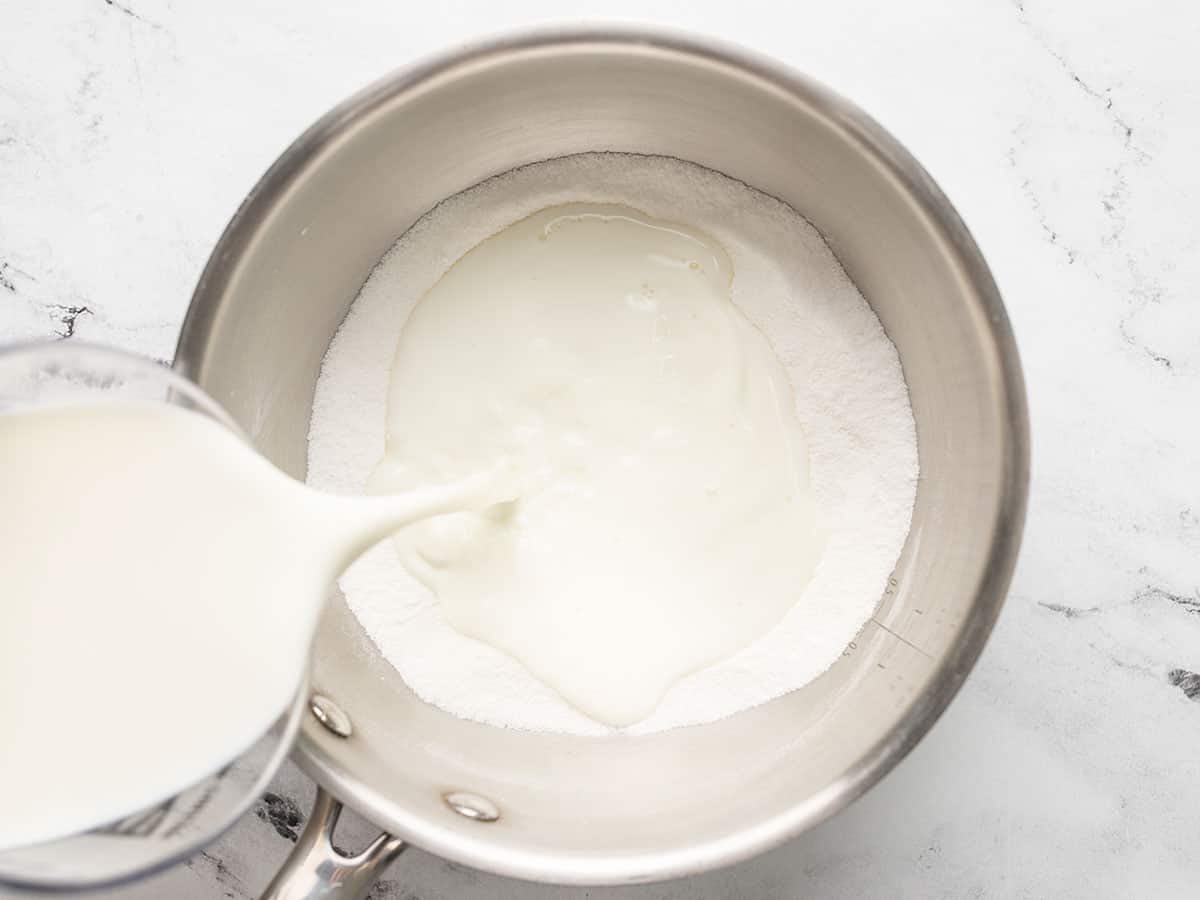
2;1;1198;897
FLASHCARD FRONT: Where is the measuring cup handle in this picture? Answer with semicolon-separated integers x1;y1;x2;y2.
259;788;405;900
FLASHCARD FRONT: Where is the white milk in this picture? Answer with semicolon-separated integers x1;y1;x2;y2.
3;202;829;846
0;401;513;850
371;204;826;726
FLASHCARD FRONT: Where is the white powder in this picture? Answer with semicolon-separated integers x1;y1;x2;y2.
307;153;918;736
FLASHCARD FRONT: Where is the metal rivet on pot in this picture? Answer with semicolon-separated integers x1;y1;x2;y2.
309;693;353;738
443;791;500;822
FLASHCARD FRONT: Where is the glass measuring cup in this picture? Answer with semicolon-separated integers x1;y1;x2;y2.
0;342;306;891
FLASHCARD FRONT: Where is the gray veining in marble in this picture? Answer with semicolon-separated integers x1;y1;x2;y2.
2;1;1198;897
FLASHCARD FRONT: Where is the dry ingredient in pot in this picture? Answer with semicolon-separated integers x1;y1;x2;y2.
307;152;919;735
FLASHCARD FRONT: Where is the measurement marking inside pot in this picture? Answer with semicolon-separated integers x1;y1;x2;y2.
870;618;933;660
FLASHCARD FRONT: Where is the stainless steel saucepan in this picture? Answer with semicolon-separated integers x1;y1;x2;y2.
174;28;1029;898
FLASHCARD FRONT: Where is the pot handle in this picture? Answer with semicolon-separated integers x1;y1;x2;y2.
260;788;405;900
